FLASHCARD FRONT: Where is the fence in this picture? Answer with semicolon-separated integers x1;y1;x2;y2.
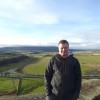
6;74;100;79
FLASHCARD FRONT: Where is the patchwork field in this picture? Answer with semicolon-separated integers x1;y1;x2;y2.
0;50;100;100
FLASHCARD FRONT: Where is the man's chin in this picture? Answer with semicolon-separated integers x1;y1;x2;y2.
61;54;67;58
62;53;67;56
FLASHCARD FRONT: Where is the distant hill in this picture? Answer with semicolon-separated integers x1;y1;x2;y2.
0;46;99;53
0;46;58;52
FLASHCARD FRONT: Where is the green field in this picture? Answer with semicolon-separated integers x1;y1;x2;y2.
0;51;100;95
23;51;100;75
23;56;51;75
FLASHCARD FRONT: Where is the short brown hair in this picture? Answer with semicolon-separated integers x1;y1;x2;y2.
58;40;69;45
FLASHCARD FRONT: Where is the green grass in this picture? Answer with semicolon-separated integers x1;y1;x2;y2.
75;55;100;64
0;57;39;72
23;56;51;75
23;54;100;75
0;51;100;95
0;78;16;94
75;55;100;75
80;64;96;75
30;86;45;94
18;78;44;95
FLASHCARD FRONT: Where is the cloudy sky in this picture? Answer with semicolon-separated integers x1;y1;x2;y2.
0;0;100;49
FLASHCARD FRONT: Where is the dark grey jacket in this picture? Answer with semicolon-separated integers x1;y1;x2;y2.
44;53;82;100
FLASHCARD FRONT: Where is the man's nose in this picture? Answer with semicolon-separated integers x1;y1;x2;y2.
62;48;66;51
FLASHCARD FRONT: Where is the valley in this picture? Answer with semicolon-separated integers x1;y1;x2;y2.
0;46;100;100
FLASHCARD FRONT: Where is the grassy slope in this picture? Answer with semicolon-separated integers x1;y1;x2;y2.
23;56;51;75
75;55;100;74
23;52;100;75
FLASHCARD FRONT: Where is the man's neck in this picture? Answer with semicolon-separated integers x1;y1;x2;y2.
59;54;68;58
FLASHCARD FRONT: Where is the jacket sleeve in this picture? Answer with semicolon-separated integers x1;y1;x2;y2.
74;59;82;99
44;58;54;96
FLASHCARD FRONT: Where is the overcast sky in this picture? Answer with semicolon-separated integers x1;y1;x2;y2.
0;0;100;49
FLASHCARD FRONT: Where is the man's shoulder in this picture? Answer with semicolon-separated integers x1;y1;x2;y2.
52;53;59;58
51;54;60;60
71;56;79;62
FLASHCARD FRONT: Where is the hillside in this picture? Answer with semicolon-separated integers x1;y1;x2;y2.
0;49;100;100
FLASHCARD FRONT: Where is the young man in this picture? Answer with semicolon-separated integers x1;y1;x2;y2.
44;40;82;100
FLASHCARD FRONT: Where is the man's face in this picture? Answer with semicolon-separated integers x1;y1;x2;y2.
58;43;69;58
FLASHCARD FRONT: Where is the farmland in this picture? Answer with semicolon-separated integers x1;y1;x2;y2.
0;47;100;100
